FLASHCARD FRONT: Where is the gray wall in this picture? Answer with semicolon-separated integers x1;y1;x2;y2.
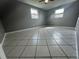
2;1;45;32
1;1;79;32
47;1;79;27
0;19;5;43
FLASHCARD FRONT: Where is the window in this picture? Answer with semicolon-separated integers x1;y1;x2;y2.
31;8;39;19
55;8;64;18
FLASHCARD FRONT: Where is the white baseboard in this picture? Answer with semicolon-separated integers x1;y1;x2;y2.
0;44;7;59
0;33;7;59
1;33;7;46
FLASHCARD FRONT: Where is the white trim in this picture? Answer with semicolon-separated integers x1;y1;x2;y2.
6;27;41;35
75;31;79;59
1;33;7;46
0;44;7;59
0;33;7;59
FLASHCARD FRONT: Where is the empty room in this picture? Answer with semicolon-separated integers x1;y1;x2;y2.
0;0;79;59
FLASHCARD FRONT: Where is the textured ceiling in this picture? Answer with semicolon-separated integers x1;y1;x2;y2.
18;0;76;10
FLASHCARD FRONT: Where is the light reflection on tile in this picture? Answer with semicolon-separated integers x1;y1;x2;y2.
36;58;51;59
20;58;34;59
28;40;38;45
47;40;57;46
3;27;77;59
37;40;47;45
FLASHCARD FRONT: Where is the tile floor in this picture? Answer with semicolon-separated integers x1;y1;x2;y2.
3;27;77;59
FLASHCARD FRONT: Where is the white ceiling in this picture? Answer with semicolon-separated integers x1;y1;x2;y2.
18;0;76;10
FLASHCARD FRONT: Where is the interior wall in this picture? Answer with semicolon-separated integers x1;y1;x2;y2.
2;1;45;32
47;1;79;27
0;19;5;43
1;1;79;32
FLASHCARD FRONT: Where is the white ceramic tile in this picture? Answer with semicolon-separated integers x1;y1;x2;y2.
4;39;29;46
61;46;76;57
6;29;39;40
38;30;50;40
21;46;36;57
49;46;65;56
3;27;77;59
52;58;67;59
61;37;75;40
20;58;34;59
7;46;25;57
36;58;51;59
69;58;77;59
3;47;15;56
63;39;76;45
47;40;57;45
3;40;10;46
28;40;38;45
16;40;29;45
36;46;50;57
37;40;47;45
7;58;19;59
55;39;67;45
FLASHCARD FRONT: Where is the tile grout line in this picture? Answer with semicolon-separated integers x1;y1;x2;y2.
35;31;39;59
5;47;15;56
46;39;52;59
54;39;69;59
34;40;38;59
19;39;30;58
4;28;76;59
7;46;23;58
4;45;48;47
5;39;76;46
7;56;76;58
46;29;52;59
61;38;76;51
3;43;17;58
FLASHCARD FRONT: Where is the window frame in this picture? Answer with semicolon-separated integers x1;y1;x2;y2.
54;8;64;18
31;8;39;19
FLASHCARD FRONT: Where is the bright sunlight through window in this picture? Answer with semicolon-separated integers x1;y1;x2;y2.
31;8;39;19
55;8;64;18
